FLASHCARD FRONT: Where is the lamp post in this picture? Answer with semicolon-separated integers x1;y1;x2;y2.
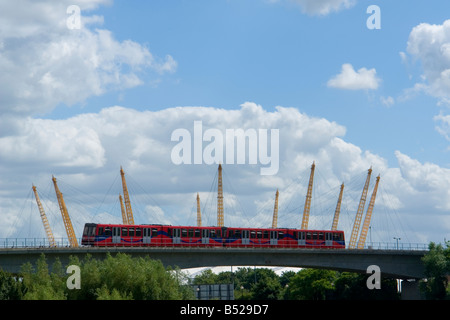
393;237;401;250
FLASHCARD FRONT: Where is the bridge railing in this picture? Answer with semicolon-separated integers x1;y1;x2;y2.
356;242;429;251
0;238;429;251
0;238;74;248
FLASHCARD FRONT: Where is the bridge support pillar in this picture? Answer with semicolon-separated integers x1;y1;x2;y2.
400;279;423;300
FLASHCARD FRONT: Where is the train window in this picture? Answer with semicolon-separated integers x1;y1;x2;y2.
257;231;262;239
85;225;95;236
333;233;343;241
210;230;216;238
188;229;194;237
318;232;324;240
216;229;222;238
278;231;284;239
98;227;104;236
182;229;188;237
242;230;249;239
122;228;128;237
135;228;142;237
129;228;135;237
235;230;241;238
202;229;210;238
228;230;234;238
299;232;305;240
152;228;158;237
263;231;269;239
306;232;312;240
250;231;256;239
104;227;111;236
312;232;318;240
195;229;201;238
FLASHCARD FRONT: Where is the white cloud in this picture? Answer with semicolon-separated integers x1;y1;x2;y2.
434;113;450;142
395;151;450;211
290;0;357;16
327;63;381;90
405;19;450;105
380;96;395;107
0;0;176;117
1;102;449;245
404;19;450;145
0;116;105;168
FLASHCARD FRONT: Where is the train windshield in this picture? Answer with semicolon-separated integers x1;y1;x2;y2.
83;224;96;237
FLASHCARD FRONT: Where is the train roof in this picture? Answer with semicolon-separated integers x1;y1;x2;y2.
85;222;344;233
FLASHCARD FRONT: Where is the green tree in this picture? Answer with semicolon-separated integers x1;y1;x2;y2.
230;267;283;300
333;272;399;300
287;269;336;300
251;273;282;300
73;253;194;300
95;285;133;300
66;254;99;300
20;254;66;300
0;269;24;300
19;253;194;300
420;241;450;300
192;269;218;285
279;270;296;288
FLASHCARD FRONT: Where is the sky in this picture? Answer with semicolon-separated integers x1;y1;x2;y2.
0;0;450;247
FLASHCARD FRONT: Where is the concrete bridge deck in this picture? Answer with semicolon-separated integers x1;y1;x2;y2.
0;246;427;279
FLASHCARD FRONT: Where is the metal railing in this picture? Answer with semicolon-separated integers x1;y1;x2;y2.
353;242;429;251
0;238;429;251
0;238;74;248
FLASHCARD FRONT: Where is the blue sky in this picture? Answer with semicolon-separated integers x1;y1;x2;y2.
1;0;450;246
49;0;450;167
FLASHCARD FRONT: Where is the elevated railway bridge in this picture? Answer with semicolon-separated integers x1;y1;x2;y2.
3;166;434;299
0;238;428;279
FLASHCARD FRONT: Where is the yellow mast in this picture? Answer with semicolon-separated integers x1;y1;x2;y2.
120;167;134;225
32;185;56;248
52;176;78;247
348;168;372;249
272;189;279;228
119;195;128;224
357;175;380;249
197;193;202;227
301;161;315;230
331;183;344;231
217;164;224;227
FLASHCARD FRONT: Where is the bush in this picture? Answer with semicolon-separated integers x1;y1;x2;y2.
6;253;195;300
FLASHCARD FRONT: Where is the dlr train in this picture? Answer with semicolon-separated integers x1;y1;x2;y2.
81;223;345;249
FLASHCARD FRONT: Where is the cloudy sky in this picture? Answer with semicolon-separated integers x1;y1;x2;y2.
1;0;449;247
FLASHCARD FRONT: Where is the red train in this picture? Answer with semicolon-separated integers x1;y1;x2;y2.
81;223;345;249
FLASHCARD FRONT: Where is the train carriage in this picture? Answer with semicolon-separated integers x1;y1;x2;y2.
82;223;345;249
